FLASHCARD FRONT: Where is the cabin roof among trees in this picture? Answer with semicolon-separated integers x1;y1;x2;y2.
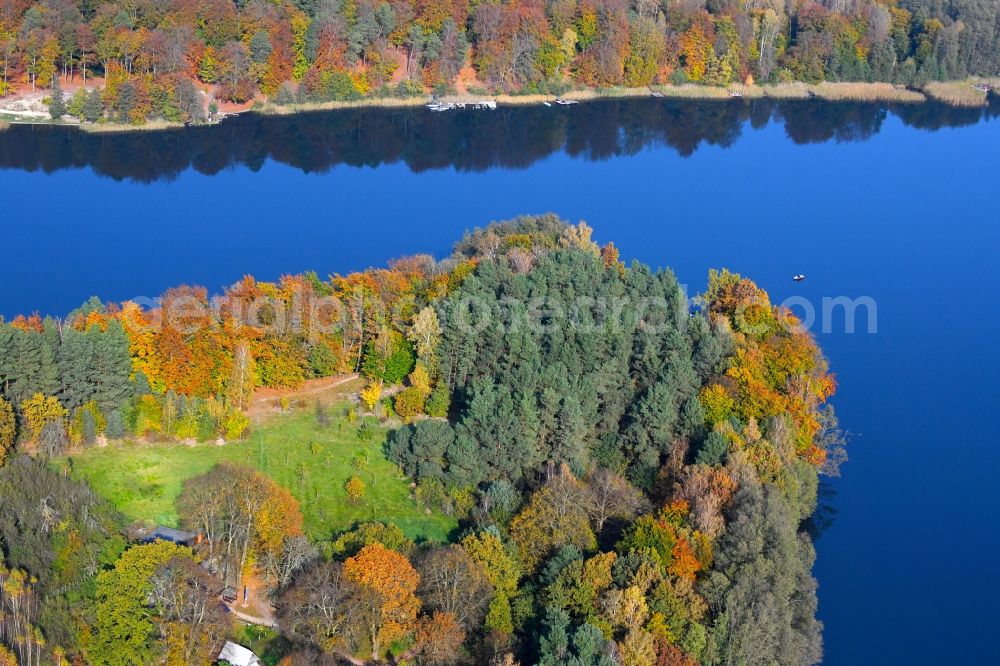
218;641;259;666
144;526;199;544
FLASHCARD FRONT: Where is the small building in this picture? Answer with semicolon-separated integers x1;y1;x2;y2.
221;586;238;603
143;526;202;547
218;641;260;666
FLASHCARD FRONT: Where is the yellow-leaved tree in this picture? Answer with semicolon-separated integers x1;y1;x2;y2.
509;466;596;573
19;393;66;438
0;397;15;464
360;380;383;411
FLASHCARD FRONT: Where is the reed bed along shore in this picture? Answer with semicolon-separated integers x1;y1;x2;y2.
256;80;936;115
256;96;430;114
923;81;990;107
77;118;186;133
3;79;991;133
796;81;924;102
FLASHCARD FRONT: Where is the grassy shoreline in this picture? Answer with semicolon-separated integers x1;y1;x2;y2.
252;80;936;114
2;79;992;133
922;80;991;107
76;118;186;133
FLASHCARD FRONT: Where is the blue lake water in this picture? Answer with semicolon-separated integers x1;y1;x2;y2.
1;98;998;663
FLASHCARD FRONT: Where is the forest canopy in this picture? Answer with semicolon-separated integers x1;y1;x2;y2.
1;0;998;123
0;216;846;665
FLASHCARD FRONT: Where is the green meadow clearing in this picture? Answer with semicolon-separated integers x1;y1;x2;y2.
63;406;458;544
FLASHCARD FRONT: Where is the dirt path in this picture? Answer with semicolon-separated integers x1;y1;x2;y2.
224;573;279;627
229;606;279;628
248;374;360;421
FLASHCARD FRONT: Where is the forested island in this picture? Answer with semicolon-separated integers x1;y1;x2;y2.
0;0;998;126
0;216;847;665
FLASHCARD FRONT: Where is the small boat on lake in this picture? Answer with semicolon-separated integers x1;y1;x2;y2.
555;98;579;105
543;101;552;107
793;274;806;282
650;91;664;98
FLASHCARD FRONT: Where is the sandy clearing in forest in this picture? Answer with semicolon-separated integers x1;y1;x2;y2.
248;374;361;422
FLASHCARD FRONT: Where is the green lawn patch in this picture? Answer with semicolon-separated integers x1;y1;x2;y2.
233;625;291;666
64;407;457;544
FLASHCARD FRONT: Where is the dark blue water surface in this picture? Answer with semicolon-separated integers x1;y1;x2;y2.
2;98;999;664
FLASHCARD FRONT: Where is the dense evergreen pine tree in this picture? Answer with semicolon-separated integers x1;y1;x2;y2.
392;228;735;487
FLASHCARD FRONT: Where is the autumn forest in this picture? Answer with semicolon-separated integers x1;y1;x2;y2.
0;0;998;124
0;216;849;665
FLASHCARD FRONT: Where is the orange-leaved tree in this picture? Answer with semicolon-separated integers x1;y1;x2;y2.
342;542;421;659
